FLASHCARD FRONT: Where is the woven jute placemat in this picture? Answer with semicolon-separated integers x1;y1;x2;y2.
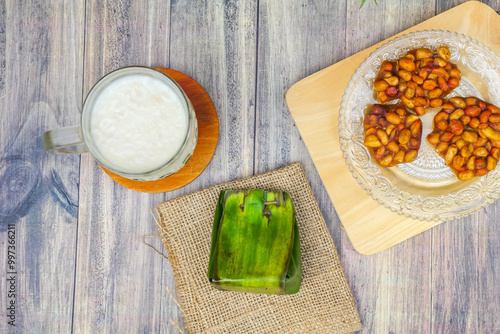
156;162;362;333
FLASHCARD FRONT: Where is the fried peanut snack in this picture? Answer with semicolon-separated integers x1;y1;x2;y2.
427;97;500;180
364;104;423;167
374;46;461;115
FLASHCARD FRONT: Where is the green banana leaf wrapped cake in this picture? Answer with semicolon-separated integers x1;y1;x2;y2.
207;190;302;295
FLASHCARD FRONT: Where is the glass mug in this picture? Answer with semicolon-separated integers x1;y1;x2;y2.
43;66;198;181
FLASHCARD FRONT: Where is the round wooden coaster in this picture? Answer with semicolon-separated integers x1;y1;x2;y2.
101;68;219;193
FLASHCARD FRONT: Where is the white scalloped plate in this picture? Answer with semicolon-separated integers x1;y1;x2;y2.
339;30;500;221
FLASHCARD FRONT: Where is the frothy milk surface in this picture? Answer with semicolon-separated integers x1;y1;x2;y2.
90;74;188;173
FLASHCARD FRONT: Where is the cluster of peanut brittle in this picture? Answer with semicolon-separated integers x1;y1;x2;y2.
364;45;500;180
364;104;422;167
427;97;500;180
374;46;461;116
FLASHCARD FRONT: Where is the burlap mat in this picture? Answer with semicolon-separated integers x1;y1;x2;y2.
156;162;362;333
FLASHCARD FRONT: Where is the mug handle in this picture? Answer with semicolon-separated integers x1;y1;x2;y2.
43;125;88;154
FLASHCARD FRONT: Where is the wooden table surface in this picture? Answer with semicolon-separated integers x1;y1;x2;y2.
1;1;499;333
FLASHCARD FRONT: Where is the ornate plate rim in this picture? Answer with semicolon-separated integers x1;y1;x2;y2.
338;29;500;222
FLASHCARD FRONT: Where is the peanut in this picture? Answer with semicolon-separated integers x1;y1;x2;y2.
386;86;398;97
384;76;399;86
481;126;500;142
422;79;437;91
385;112;401;125
491;147;500;160
449;119;464;135
435;57;447;67
374;145;386;161
404;150;418;162
450;109;464;120
374;80;389;92
415;107;426;116
476;169;489;176
437;120;448;131
416;48;433;59
418;69;429;80
365;135;382;147
487;105;500;114
450;97;466;109
487;156;498;170
366;127;377;136
461;146;471;158
460;115;471;126
465;105;481;117
452;155;466;169
412;74;424;85
475;157;487;169
414;97;428;107
404;87;415;99
398;69;413;81
410;121;421;136
462;131;479;143
467;156;476;170
436;142;449;153
401;95;415;109
380;154;393;167
430;99;443;108
428;88;443;99
393;150;405;164
458;170;474;180
480;110;492;123
489;114;500;123
465;97;477;106
428;132;440;145
398;129;411;145
387;141;399;153
445;145;458;165
377;129;389;145
378;92;388;103
448;78;460;89
435;111;449;123
380;61;393;72
456;138;466;150
398;57;416;72
469;118;480;128
386;124;395;135
440;132;455;142
406;114;420;125
473;147;489;157
437;46;451;61
438;76;449;91
449;68;461;78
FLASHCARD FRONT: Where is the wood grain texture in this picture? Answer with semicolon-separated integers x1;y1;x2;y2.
102;68;219;193
255;0;348;256
1;0;500;333
0;1;84;333
72;1;172;333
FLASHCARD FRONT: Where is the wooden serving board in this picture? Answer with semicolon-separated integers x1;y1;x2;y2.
286;1;500;255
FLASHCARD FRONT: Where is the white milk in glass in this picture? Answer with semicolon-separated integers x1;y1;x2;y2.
90;74;188;174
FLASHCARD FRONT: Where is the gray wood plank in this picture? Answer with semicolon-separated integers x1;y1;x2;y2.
165;0;259;331
255;0;348;254
72;1;172;333
431;217;479;333
168;0;258;192
0;0;84;333
477;205;500;333
342;1;436;333
432;2;500;333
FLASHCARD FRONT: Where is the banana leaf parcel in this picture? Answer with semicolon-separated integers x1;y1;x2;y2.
207;189;302;295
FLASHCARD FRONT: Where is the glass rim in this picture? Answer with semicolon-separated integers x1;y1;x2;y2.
81;66;195;178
